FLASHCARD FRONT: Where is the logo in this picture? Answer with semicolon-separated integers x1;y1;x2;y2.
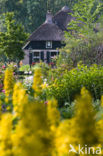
69;144;101;155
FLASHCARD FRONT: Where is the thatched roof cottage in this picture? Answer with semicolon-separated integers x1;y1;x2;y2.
23;6;73;65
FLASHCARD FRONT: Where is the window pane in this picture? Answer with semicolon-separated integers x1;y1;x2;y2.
47;42;51;46
34;52;40;57
46;41;52;48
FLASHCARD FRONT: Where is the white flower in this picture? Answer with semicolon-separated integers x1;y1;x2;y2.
44;78;47;82
24;71;28;74
29;71;32;74
23;76;33;87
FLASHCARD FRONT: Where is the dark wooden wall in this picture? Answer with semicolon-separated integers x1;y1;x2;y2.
24;41;65;50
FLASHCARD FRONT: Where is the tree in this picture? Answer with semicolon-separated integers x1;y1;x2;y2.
62;0;103;66
0;12;28;62
0;0;77;32
25;0;48;32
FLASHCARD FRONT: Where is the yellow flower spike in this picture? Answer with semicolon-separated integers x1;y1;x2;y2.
74;87;98;146
12;101;52;156
81;87;90;97
0;100;2;118
97;96;103;144
32;68;43;97
55;120;75;156
4;68;15;102
0;113;13;156
13;82;28;117
81;87;92;104
47;99;60;129
97;119;103;144
101;96;103;107
13;82;22;106
55;88;98;156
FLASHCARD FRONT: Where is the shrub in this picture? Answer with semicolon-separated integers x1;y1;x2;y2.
19;64;30;72
46;64;103;106
59;102;75;119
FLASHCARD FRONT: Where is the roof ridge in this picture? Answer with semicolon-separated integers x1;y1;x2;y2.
62;6;69;12
53;6;72;19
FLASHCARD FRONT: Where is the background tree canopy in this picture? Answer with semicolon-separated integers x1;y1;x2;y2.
0;0;77;33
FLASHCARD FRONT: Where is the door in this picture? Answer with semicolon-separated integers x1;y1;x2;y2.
47;51;51;63
41;51;44;62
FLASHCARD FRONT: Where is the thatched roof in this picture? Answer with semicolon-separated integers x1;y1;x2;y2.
28;6;72;41
28;22;64;41
53;6;73;31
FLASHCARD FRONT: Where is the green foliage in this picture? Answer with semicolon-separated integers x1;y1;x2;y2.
0;12;28;62
63;0;103;66
46;64;103;106
59;99;101;120
19;64;30;72
32;62;51;78
0;0;77;32
59;102;75;119
66;0;103;34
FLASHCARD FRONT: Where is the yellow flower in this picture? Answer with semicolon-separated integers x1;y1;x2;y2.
73;87;98;146
0;100;2;118
12;100;52;156
13;82;22;105
55;120;70;156
4;68;15;103
47;99;60;129
0;113;13;156
13;82;28;117
41;82;48;89
101;96;103;107
32;68;43;97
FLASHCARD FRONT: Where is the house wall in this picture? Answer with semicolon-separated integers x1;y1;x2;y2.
24;41;65;50
22;50;29;64
23;41;65;65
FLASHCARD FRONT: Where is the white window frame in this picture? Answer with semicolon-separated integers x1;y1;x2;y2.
46;41;52;48
33;51;41;62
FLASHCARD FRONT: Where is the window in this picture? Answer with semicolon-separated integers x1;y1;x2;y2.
34;52;40;57
33;52;41;63
46;41;52;48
